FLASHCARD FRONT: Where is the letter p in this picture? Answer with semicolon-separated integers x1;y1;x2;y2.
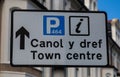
43;16;65;35
47;17;60;34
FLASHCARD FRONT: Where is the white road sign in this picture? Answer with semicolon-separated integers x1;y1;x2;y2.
10;10;108;66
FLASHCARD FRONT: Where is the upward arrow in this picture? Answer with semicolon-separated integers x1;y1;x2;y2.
16;27;30;50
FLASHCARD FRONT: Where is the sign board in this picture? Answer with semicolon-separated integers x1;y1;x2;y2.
10;10;108;67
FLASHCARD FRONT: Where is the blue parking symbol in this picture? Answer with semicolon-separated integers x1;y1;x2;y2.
43;16;65;35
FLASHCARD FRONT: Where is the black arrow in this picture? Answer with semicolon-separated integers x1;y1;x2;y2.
16;27;29;50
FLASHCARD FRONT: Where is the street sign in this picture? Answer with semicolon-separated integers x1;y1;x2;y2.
10;10;108;67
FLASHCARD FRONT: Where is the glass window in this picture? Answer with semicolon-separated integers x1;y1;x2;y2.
89;0;92;10
75;68;79;77
52;67;66;77
80;0;84;3
43;0;46;2
87;68;90;77
93;2;96;10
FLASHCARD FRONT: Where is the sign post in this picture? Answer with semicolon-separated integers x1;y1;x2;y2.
10;10;108;67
